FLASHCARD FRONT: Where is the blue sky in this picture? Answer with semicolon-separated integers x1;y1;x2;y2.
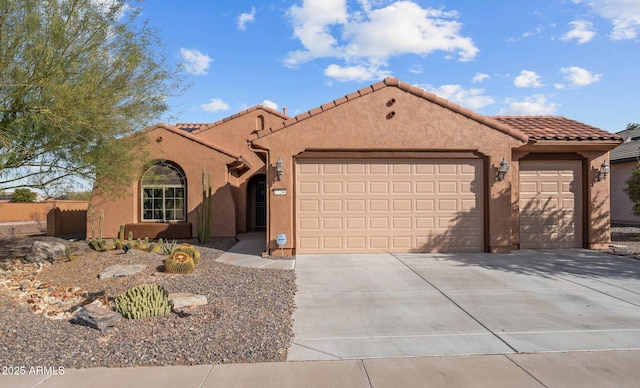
138;0;639;133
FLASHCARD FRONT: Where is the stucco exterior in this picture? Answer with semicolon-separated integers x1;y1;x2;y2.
89;77;621;254
611;161;640;224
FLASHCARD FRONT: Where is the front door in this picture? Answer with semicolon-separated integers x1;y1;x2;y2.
254;180;266;229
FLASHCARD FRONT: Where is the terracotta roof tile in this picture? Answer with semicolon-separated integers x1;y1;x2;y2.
492;116;622;141
184;105;290;135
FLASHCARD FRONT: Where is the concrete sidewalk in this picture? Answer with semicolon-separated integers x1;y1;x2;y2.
4;350;640;387
215;232;294;269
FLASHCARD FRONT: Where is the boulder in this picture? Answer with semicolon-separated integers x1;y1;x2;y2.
98;264;146;279
24;241;67;263
169;293;208;309
73;304;122;331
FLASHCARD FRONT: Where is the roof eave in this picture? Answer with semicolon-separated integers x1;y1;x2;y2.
517;139;622;152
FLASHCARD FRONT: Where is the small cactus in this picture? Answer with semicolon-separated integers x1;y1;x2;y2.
64;246;74;261
173;243;201;265
113;284;173;319
164;251;195;274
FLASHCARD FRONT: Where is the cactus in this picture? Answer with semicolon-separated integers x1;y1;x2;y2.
164;251;195;274
65;246;74;261
98;209;104;240
118;225;125;243
128;231;133;246
88;203;95;240
197;170;212;244
113;284;173;320
173;243;201;265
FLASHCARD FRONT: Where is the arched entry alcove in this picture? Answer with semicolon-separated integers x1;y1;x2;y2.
246;174;266;230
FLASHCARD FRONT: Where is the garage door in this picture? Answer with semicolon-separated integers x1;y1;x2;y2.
296;159;484;253
519;160;582;248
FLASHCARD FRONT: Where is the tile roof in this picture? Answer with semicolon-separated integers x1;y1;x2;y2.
610;127;640;162
250;77;529;142
492;116;622;141
187;105;290;135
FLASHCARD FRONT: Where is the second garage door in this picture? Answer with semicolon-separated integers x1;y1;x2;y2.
519;159;583;248
296;159;484;253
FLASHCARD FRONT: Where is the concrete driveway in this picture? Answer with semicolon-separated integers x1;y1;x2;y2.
287;249;640;361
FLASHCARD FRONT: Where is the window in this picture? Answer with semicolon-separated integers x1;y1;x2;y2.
141;162;186;222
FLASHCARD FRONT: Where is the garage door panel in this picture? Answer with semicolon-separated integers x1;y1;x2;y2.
519;160;582;249
296;159;484;253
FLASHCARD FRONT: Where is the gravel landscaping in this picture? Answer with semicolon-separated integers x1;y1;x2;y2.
1;224;638;369
0;227;296;369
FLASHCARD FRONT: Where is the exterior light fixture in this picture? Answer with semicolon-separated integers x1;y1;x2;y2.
597;161;610;182
276;157;284;181
497;158;509;181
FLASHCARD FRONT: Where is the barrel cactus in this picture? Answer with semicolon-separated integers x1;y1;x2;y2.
164;251;195;274
173;243;201;265
113;284;173;319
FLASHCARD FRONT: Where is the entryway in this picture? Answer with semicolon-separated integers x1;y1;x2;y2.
247;174;266;230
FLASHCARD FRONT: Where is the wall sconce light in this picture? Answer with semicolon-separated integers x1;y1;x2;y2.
276;157;284;181
497;158;509;181
597;161;610;182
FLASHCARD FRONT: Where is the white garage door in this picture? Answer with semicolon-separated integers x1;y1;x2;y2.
519;160;582;248
295;159;484;253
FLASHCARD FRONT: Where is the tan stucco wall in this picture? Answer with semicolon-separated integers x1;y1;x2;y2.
195;108;282;232
89;126;237;238
253;86;524;254
611;161;640;224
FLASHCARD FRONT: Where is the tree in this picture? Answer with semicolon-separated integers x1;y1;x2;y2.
0;0;184;196
623;123;640;215
10;188;37;202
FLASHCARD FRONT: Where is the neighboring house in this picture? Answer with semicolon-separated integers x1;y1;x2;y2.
610;127;640;225
89;77;621;254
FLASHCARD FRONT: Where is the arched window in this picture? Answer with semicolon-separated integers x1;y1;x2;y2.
141;162;186;222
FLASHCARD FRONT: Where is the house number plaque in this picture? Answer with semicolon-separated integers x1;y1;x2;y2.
273;188;287;196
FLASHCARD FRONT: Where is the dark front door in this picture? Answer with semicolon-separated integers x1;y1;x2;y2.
254;180;266;229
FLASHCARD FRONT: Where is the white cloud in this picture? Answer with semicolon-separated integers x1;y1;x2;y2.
554;83;566;90
409;64;423;74
472;72;490;83
561;20;595;44
574;0;640;40
500;95;558;115
262;99;279;110
237;7;256;31
514;70;544;88
180;48;212;76
285;0;478;82
324;63;391;82
200;98;230;112
424;84;495;110
560;66;601;86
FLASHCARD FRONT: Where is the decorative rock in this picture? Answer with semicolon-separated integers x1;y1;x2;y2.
73;304;122;331
169;293;208;309
98;264;146;279
24;241;67;263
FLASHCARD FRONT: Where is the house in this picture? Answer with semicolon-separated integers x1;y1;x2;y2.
89;77;621;254
610;127;640;225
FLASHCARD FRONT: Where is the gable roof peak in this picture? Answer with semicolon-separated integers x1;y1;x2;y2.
251;77;528;142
